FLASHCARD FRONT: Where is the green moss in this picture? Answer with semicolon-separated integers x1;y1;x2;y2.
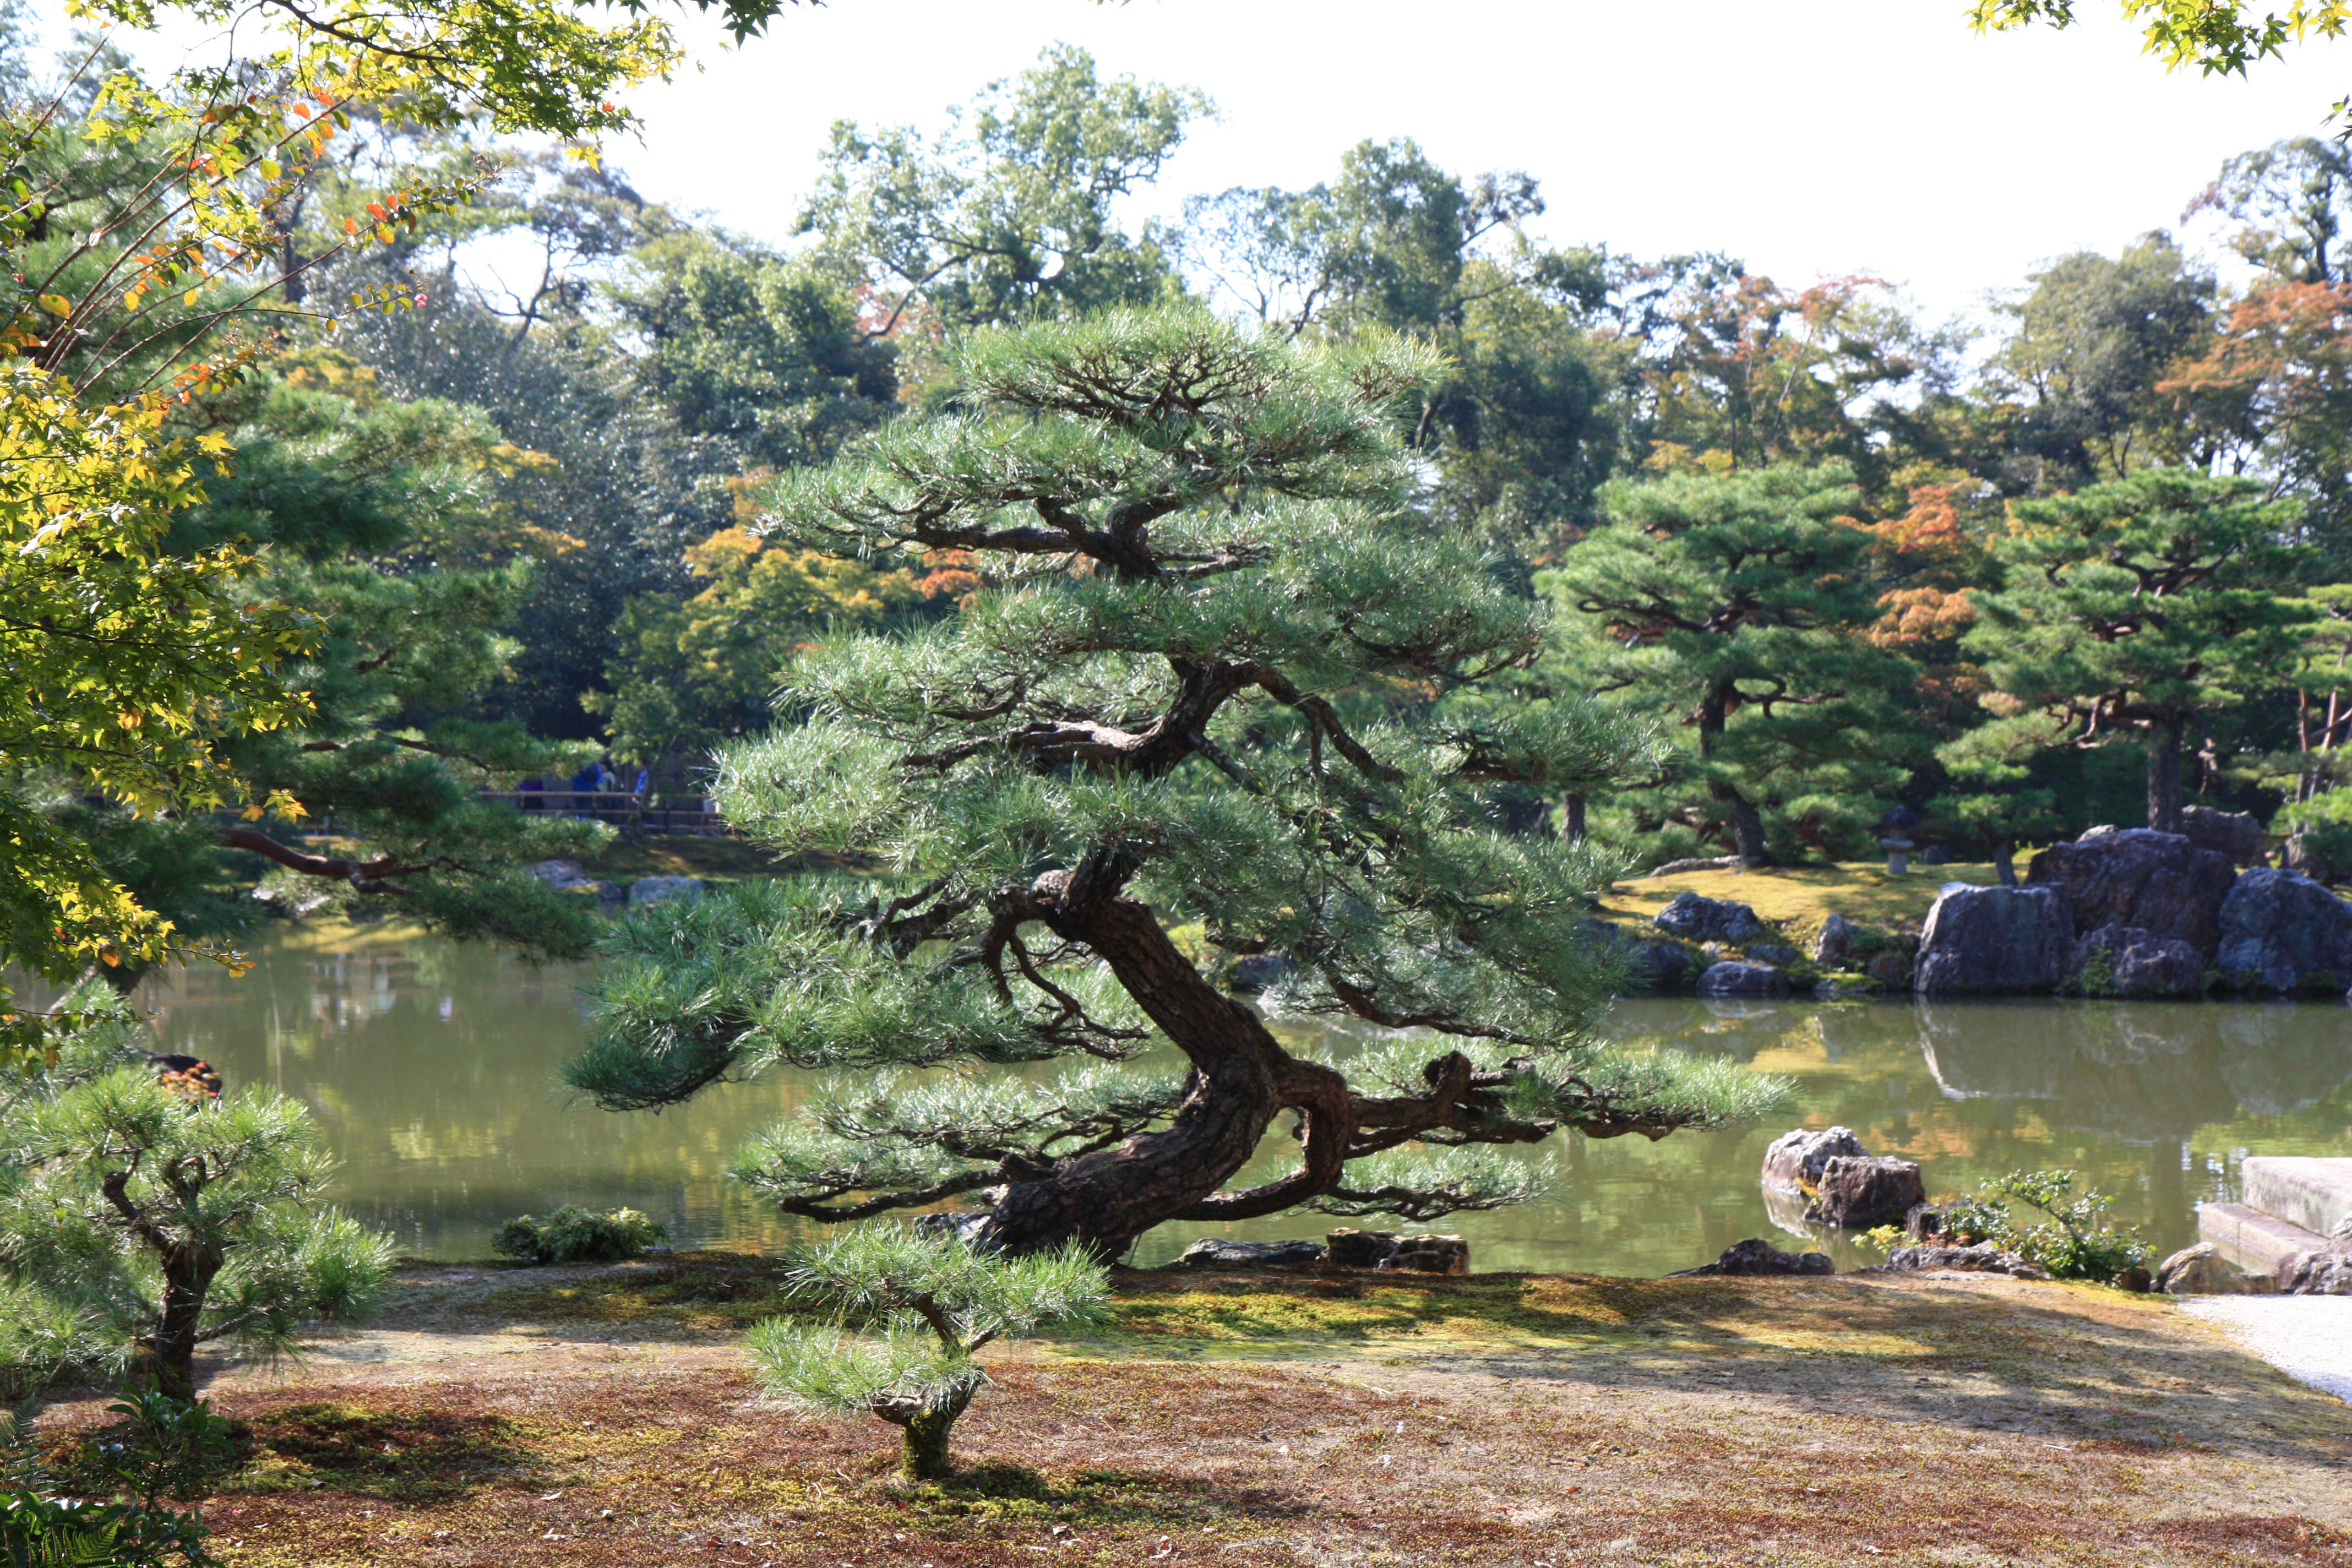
226;1403;542;1502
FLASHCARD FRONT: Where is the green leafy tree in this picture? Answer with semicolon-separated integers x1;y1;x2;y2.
1966;470;2313;834
1539;464;1919;867
1970;2;2352;122
799;45;1207;341
569;309;1784;1258
0;986;393;1400
750;1226;1106;1480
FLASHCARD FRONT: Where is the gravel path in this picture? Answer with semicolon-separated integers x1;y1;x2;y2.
2179;1295;2352;1403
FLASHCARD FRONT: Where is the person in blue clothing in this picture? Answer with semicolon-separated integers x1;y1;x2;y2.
569;759;601;815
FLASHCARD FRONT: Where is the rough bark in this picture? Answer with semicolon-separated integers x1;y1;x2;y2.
878;1391;970;1482
1991;840;2017;888
2146;716;2185;835
1563;791;1587;843
1700;685;1769;867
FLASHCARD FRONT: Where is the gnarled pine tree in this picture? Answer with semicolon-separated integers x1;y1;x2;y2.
570;310;1783;1258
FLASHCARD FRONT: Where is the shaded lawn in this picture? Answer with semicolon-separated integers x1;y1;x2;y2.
1594;862;2000;937
57;1258;2345;1567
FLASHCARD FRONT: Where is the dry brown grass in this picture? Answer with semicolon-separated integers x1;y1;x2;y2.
28;1260;2349;1567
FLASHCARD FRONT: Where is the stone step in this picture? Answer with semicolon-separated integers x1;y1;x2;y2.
2241;1157;2352;1239
2199;1201;2331;1277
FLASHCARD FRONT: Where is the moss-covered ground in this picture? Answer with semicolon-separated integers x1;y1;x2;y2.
1594;862;2002;938
32;1254;2351;1567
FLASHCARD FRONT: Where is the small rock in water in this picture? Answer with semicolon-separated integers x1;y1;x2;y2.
1697;960;1788;997
1178;1238;1327;1268
1807;1156;1926;1229
1669;1238;1834;1277
1761;1126;1868;1194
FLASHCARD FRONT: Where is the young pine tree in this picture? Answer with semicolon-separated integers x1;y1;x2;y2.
0;988;392;1398
750;1226;1106;1480
1964;471;2312;834
571;308;1785;1259
1538;464;1918;867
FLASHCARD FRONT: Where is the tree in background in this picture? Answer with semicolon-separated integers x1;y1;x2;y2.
570;309;1779;1258
1966;471;2312;834
2190;137;2352;286
1539;464;1918;867
588;524;940;764
1969;1;2352;125
799;45;1207;345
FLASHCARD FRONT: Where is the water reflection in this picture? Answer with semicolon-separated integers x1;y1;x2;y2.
104;925;2352;1277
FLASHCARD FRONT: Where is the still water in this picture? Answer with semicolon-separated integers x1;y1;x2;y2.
121;922;2352;1276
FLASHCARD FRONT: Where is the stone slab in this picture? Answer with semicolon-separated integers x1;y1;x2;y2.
2199;1201;2331;1276
2242;1157;2352;1239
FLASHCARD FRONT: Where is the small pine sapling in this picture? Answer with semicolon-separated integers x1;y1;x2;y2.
749;1226;1107;1480
0;988;393;1398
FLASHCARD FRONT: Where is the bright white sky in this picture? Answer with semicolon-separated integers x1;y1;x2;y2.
75;1;2352;328
603;0;2352;328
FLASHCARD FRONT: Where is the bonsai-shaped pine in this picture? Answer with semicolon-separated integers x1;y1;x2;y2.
1965;470;2312;835
570;307;1786;1260
0;987;392;1398
749;1225;1106;1480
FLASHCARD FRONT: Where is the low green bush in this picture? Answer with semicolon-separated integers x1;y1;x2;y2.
491;1205;667;1265
1938;1169;2152;1282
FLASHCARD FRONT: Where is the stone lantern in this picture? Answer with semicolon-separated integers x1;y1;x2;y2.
1880;806;1918;875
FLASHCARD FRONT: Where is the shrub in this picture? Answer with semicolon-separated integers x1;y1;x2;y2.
0;988;393;1400
1939;1169;2152;1282
491;1205;666;1265
748;1225;1107;1480
0;1395;219;1567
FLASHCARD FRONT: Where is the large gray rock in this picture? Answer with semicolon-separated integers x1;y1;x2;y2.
1746;943;1803;968
2025;828;2237;957
1668;1238;1834;1277
2215;869;2352;993
628;875;705;909
1653;891;1764;944
2279;1250;2352;1294
2155;1243;2248;1296
1808;1156;1926;1228
1761;1125;1867;1193
1179;1238;1327;1268
1697;961;1788;997
1812;913;1854;966
2181;805;2265;867
1913;884;2075;995
2067;924;2204;999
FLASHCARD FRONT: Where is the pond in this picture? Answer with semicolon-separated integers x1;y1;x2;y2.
119;922;2352;1276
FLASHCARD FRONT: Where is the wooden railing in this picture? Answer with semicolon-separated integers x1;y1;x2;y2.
475;792;733;835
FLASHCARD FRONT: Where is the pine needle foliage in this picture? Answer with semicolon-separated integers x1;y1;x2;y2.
0;987;392;1400
571;307;1788;1259
750;1224;1107;1479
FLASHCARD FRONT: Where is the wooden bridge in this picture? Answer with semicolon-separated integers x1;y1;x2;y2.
474;792;734;835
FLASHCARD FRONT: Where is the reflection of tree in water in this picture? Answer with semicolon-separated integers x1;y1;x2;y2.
1915;1000;2352;1141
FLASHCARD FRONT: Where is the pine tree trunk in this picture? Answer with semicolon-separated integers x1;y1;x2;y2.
896;1403;965;1481
2146;717;2186;835
1991;840;2017;888
985;880;1295;1259
1698;684;1769;867
1564;792;1587;843
140;1266;211;1401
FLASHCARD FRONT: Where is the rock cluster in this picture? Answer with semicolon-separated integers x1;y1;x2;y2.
1696;960;1789;997
1652;892;1763;944
2214;868;2352;993
1871;1242;2049;1279
1760;1126;1867;1193
2067;924;2203;999
2026;829;2237;955
2153;1243;2272;1296
1668;1238;1834;1277
1178;1229;1469;1274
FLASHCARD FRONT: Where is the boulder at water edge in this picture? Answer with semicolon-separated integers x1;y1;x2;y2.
1913;884;2074;995
2068;924;2204;999
2279;1250;2352;1294
2155;1243;2251;1296
1324;1229;1469;1274
1872;1242;2049;1279
1812;913;1854;965
1179;1238;1327;1267
2180;805;2265;867
1668;1238;1834;1277
1653;891;1764;943
2214;868;2352;993
2024;828;2236;957
1808;1156;1926;1228
1761;1125;1868;1194
1625;941;1695;991
1697;960;1788;997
